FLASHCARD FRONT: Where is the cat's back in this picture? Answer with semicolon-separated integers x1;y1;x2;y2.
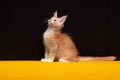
59;33;75;46
57;33;79;61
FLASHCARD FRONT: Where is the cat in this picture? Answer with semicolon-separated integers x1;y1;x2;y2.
41;11;116;62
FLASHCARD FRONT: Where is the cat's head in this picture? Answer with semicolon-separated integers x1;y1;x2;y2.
48;11;67;30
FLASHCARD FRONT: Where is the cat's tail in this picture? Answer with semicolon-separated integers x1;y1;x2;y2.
78;56;116;61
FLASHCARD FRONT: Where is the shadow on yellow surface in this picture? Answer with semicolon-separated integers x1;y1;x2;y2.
0;61;120;80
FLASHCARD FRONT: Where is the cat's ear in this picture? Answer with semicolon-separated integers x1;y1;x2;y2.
59;15;68;24
53;11;57;17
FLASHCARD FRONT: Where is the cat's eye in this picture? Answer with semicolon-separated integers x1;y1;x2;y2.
54;19;56;21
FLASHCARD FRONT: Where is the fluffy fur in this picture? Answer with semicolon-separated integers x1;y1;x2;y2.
41;11;116;62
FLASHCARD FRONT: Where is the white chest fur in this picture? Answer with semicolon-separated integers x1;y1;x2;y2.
43;27;55;38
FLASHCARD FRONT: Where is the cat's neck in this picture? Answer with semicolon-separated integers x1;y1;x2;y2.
46;26;61;34
44;26;62;37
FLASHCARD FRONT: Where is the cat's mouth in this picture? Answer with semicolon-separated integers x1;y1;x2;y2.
48;21;56;25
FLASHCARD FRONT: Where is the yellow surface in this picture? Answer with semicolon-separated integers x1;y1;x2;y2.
0;61;120;80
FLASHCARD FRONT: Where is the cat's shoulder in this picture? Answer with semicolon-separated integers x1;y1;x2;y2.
60;33;71;39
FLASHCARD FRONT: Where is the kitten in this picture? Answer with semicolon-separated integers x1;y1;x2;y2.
41;11;116;62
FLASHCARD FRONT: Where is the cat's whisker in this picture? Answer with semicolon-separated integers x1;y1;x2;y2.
43;20;48;23
43;17;49;23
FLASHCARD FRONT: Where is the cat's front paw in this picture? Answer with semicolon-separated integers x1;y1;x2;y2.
41;58;46;62
41;58;54;62
46;59;53;62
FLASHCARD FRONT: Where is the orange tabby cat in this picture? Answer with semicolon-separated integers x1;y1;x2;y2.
41;11;116;62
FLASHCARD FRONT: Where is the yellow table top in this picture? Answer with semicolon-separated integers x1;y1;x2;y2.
0;61;120;80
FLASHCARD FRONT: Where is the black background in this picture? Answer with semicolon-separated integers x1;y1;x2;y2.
0;0;120;60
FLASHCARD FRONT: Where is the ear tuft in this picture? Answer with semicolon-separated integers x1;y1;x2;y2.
53;11;57;17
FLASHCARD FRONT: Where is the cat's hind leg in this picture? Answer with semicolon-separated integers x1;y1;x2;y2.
59;58;70;62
